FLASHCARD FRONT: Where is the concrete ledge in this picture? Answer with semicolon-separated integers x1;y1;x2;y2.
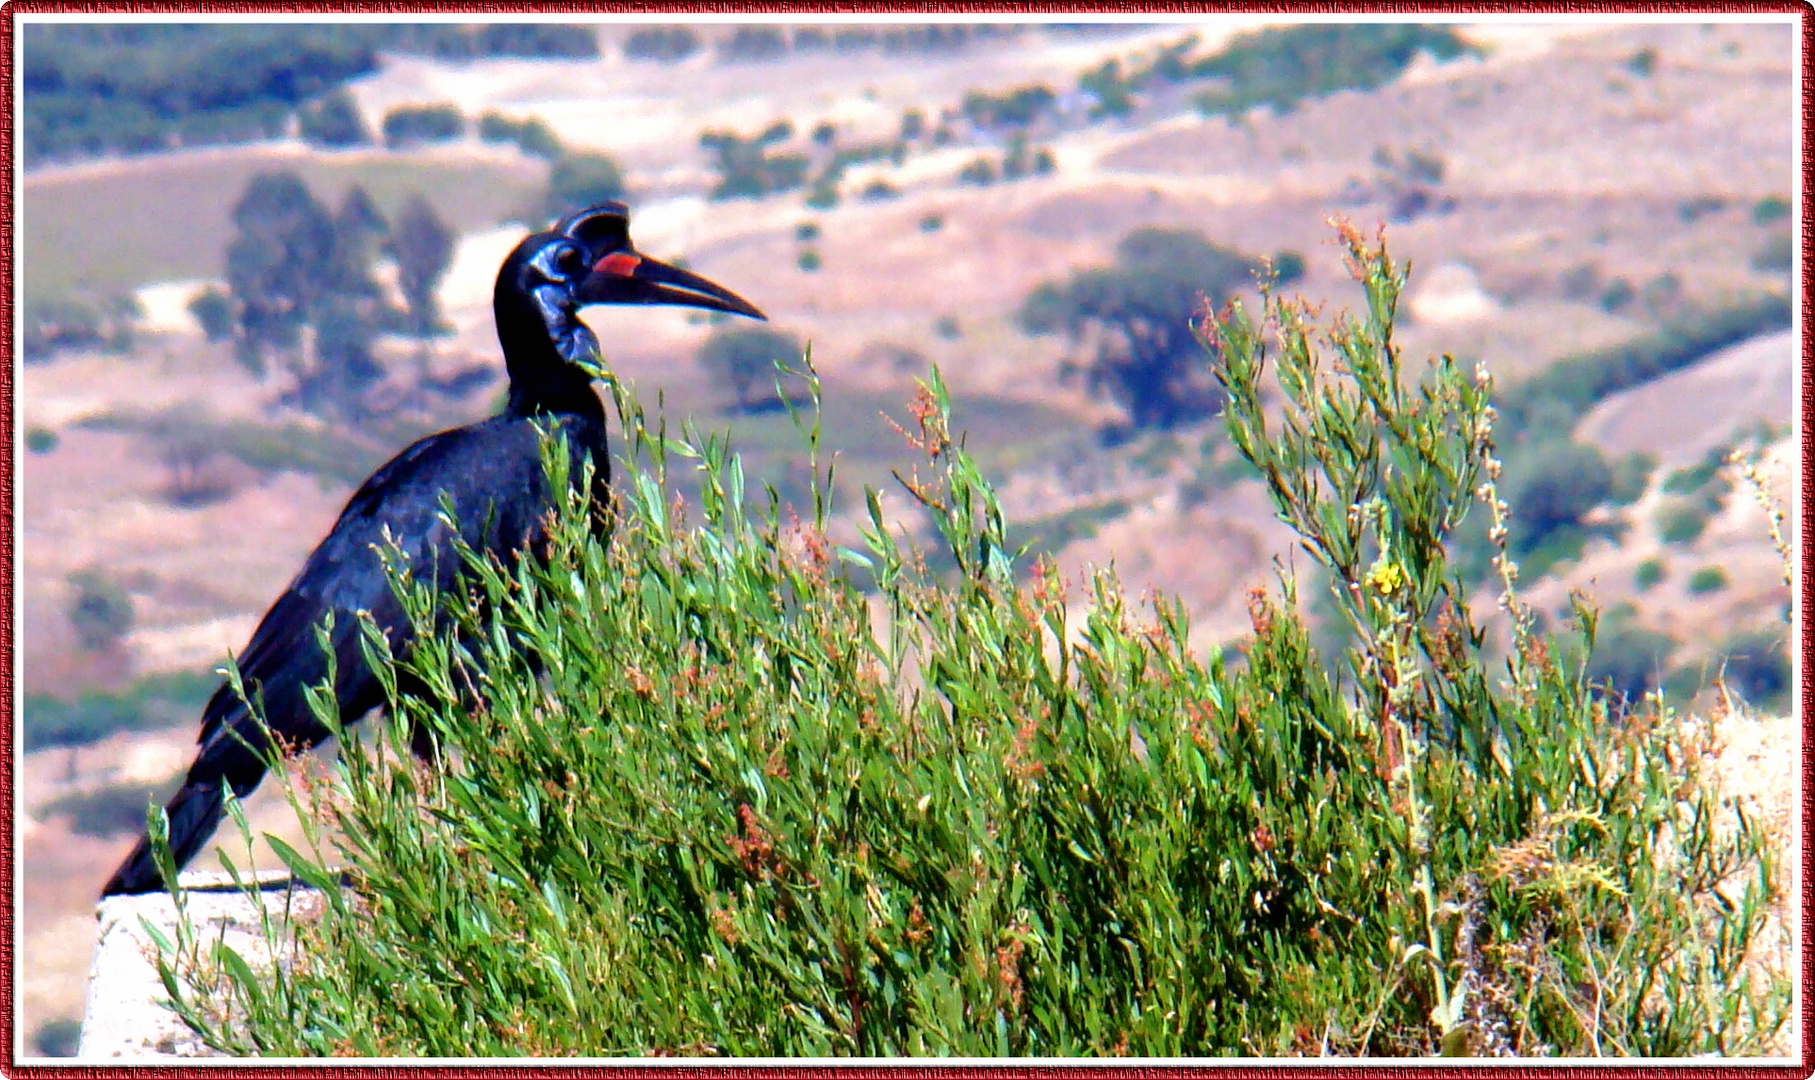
79;869;321;1060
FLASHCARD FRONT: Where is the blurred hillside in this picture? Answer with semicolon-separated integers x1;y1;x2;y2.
14;18;1798;1057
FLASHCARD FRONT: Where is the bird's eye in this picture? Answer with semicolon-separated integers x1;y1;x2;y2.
554;243;586;278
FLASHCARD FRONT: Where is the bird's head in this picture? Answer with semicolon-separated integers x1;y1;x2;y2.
499;201;766;381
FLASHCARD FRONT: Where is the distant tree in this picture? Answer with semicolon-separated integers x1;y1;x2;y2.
1500;438;1614;555
1719;627;1790;711
1080;59;1137;118
957;156;998;186
545;152;626;217
719;26;789;62
624;26;700;62
961;83;1056;129
382;103;465;147
223;172;397;419
67;569;134;654
700;122;809;199
899;108;925;140
698;325;807;412
188;287;236;342
1586;615;1677;703
479;111;564;159
298;89;370;147
1019;228;1270;429
391;194;456;344
225;172;337;378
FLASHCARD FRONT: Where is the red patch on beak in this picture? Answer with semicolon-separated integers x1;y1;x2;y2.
595;251;642;277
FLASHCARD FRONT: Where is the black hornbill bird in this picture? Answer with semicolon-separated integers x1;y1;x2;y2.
101;202;765;897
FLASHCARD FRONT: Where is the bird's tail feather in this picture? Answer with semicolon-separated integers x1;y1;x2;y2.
99;782;228;898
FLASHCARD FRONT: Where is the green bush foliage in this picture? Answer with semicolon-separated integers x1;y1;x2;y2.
20;25;595;166
545;153;627;217
23;668;218;752
382;103;465;148
1020;228;1273;429
1687;566;1728;594
700;123;809;200
1497;439;1612;556
41;775;185;837
697;326;811;412
478;111;564;159
153;230;1786;1058
1193;26;1475;118
961;84;1056;129
1655;498;1714;545
33;1019;82;1058
624;26;701;63
1751;195;1790;225
25;426;60;454
1633;557;1665;590
66;569;134;653
298;90;371;148
1717;627;1790;712
1497;293;1790;435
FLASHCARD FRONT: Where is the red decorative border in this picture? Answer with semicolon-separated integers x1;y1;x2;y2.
0;2;1807;1077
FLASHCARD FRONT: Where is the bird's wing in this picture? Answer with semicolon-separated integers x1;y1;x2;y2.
197;420;562;749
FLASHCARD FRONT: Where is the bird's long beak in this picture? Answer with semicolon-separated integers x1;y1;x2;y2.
578;250;766;320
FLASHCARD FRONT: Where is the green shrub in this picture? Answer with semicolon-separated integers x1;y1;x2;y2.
919;214;944;233
478;111;563;159
934;314;961;340
22;668;218;751
1655;498;1713;544
1191;25;1476;118
1498;292;1791;434
381;103;464;147
794;221;821;242
298;89;370;148
1687;566;1728;594
1751;195;1791;225
1718;627;1790;712
545;153;626;217
1499;438;1612;555
66;569;134;653
624;26;699;63
1752;233;1793;274
957;156;998;186
153;230;1787;1059
25;426;59;454
32;1019;82;1058
1633;557;1665;590
697;325;810;412
40;775;185;837
1606;451;1655;505
1625;47;1658;76
961;83;1055;128
796;250;821;272
1584;615;1676;702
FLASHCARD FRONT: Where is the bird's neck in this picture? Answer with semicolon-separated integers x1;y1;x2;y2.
496;288;606;421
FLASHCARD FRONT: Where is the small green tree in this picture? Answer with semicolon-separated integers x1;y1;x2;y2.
298;89;370;148
390;194;455;343
381;103;464;147
67;569;134;653
697;325;806;412
544;152;627;217
1019;228;1274;429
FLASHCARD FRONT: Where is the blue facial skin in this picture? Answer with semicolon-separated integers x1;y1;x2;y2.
535;283;603;369
527;240;606;374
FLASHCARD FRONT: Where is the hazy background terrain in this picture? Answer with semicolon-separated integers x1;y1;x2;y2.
14;17;1798;1055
